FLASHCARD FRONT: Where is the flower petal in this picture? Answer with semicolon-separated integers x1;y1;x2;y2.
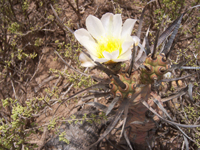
102;51;112;60
110;50;119;60
74;28;95;43
95;58;108;63
81;61;96;67
121;19;137;39
132;36;140;46
79;52;91;62
117;48;132;61
121;36;133;54
74;29;98;57
112;14;122;38
86;15;105;40
79;52;96;67
101;13;114;36
102;50;119;61
78;38;98;57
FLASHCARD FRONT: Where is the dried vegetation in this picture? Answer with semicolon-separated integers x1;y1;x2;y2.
0;0;200;149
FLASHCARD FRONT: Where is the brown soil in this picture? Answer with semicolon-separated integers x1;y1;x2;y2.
0;0;199;150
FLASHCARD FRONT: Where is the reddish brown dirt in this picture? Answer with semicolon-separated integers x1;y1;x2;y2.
0;0;199;150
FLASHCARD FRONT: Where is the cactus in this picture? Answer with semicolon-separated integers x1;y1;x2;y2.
47;3;200;150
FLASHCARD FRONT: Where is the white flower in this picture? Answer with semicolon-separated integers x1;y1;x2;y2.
74;13;139;67
164;72;172;78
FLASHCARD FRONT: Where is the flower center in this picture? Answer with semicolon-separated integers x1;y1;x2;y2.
96;37;122;58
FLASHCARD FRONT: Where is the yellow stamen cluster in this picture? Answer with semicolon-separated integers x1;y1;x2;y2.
96;37;122;58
